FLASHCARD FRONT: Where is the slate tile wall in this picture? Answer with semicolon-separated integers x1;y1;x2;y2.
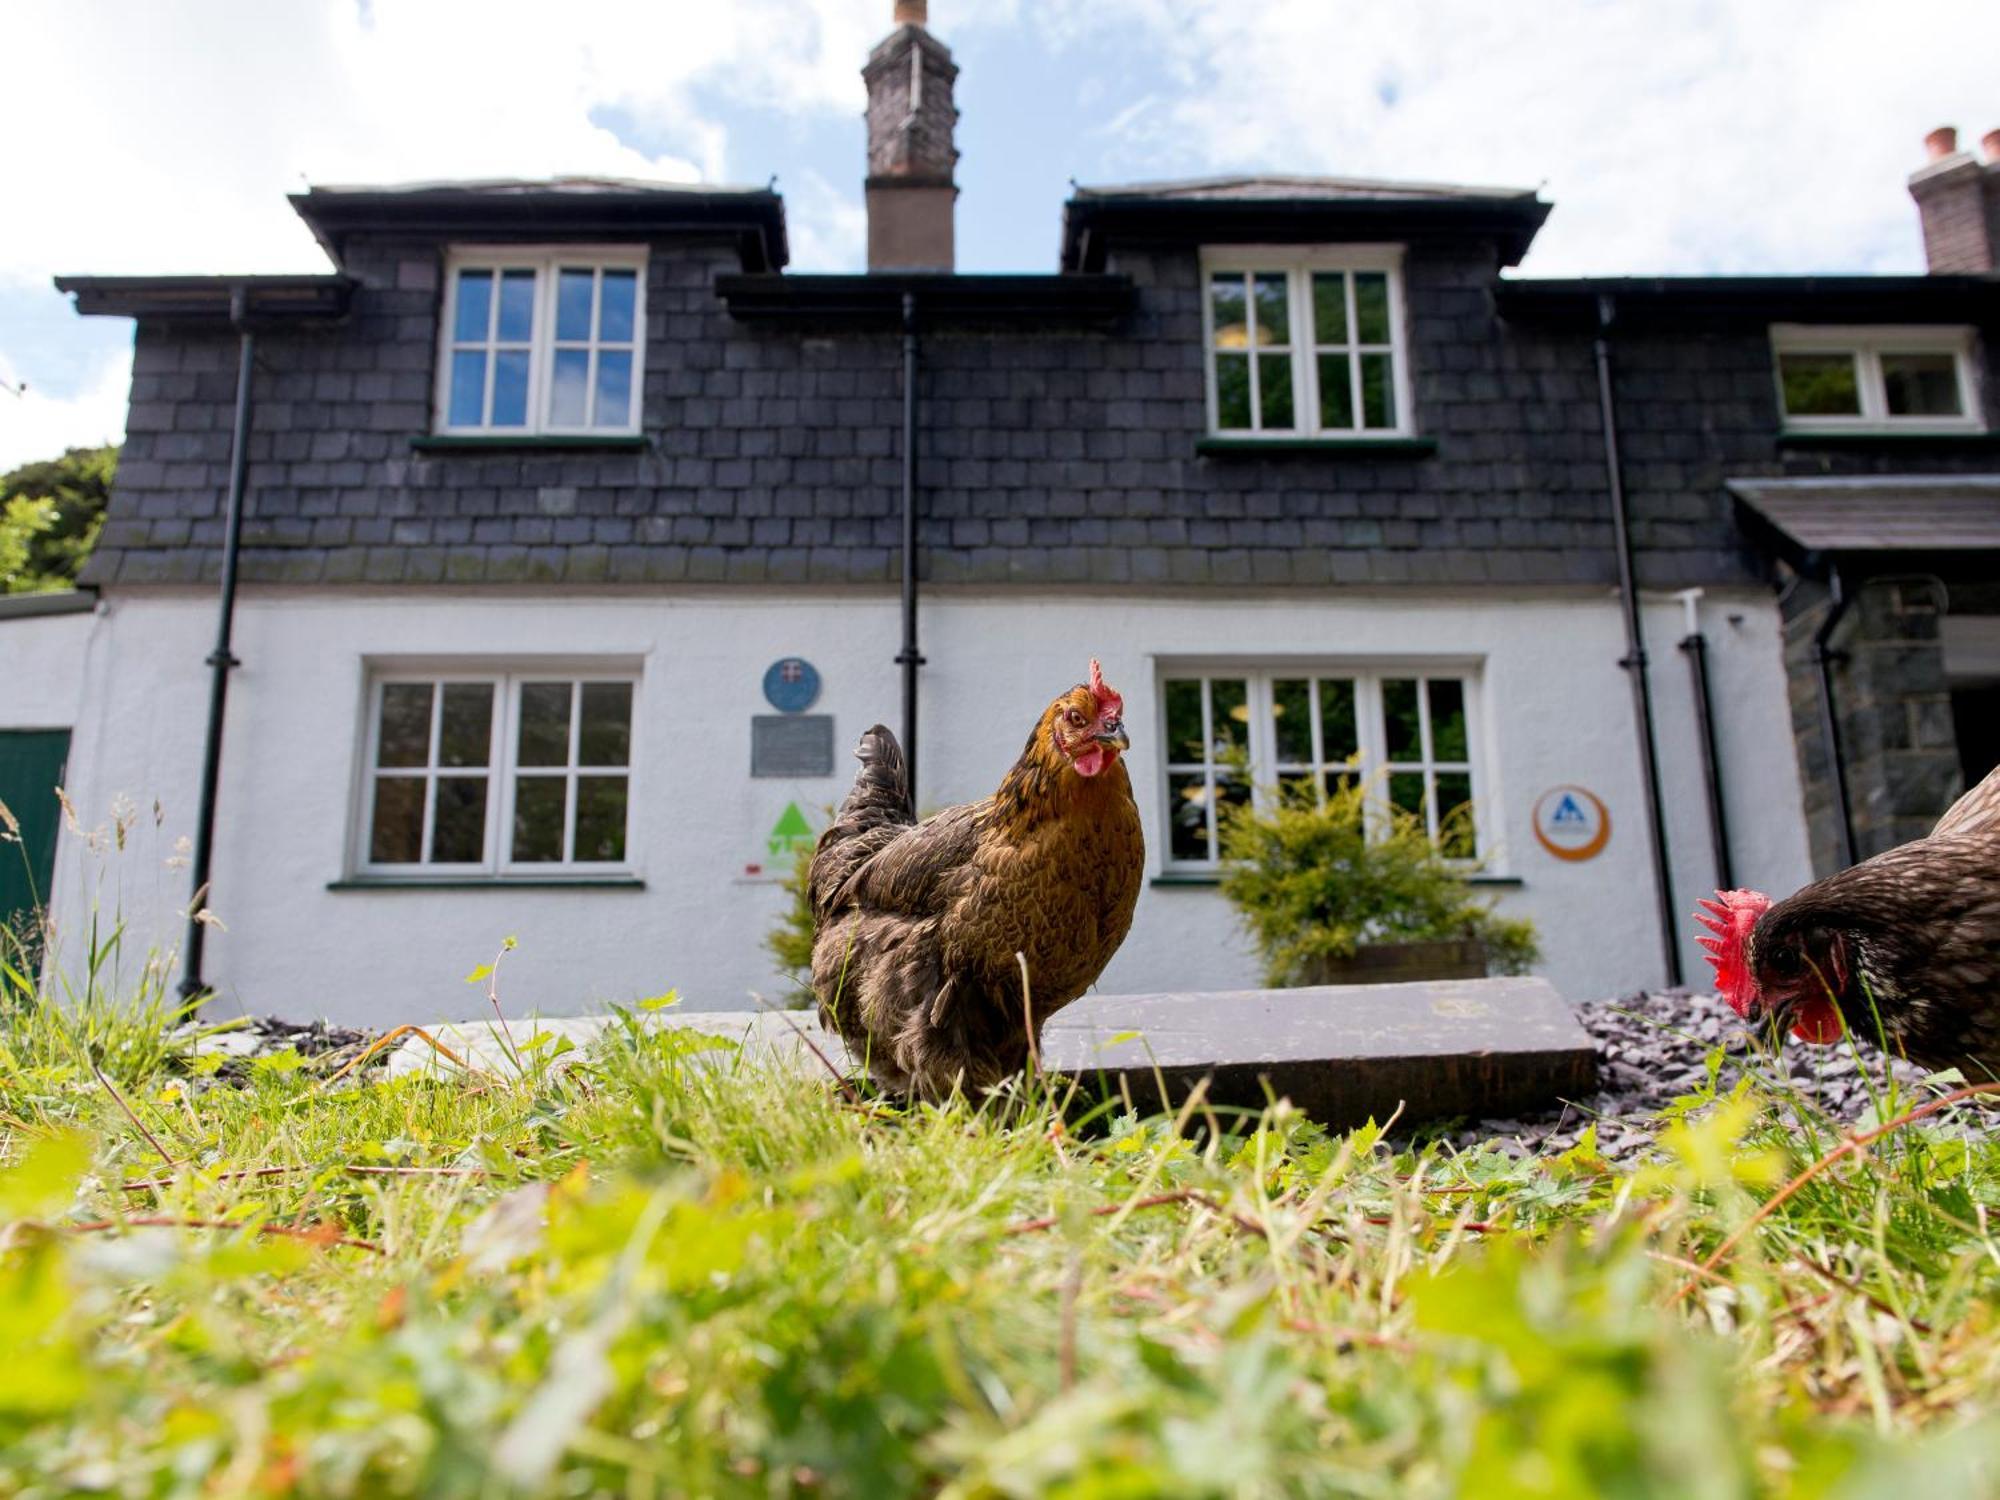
84;232;2000;593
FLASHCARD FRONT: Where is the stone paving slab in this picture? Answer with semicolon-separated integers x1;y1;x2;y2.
1041;977;1597;1130
385;977;1596;1130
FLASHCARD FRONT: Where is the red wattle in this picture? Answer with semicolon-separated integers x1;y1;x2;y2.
1791;1000;1844;1044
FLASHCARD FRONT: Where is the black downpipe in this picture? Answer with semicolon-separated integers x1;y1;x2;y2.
1812;565;1856;869
895;292;925;812
1678;608;1735;891
1593;295;1684;986
179;290;256;1001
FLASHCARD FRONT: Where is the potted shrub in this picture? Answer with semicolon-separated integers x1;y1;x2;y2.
1217;775;1537;988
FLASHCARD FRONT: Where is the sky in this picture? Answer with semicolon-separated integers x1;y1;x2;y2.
2;0;1995;470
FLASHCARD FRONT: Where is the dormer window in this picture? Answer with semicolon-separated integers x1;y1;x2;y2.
1201;247;1412;439
1772;325;1982;433
437;248;646;436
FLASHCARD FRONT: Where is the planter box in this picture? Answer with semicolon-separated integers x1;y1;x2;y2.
1299;939;1489;986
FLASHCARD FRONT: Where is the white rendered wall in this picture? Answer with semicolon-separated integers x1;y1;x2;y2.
1;607;102;730
48;585;1812;1027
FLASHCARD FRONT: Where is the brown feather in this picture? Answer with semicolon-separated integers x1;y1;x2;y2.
807;685;1145;1099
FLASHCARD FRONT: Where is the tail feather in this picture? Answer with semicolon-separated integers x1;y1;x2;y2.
837;724;914;831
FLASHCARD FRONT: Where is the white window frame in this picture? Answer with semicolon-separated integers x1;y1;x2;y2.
1770;324;1984;433
1158;663;1490;872
354;666;640;880
1199;245;1416;440
434;246;648;437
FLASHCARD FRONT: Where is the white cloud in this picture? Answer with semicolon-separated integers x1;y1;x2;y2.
1034;0;2000;276
0;0;891;286
0;345;131;472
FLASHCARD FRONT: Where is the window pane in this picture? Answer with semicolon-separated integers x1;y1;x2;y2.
431;776;488;863
1210;273;1249;349
1383;679;1421;761
1209;679;1249;757
593;350;633;428
1881;353;1962;417
1257;352;1294;429
578;682;633;766
557;268;595;342
1318;679;1358;762
369;777;426;863
512;777;567;863
1435;773;1476;858
1215;775;1251;837
574;776;628;862
598;269;637;342
1272;679;1313;762
491;350;530;427
1168;773;1211;862
1311;272;1348;345
496;270;536;342
518;682;573;767
452;270;492;343
1165;680;1205;763
1214;353;1252;429
1388;771;1427;823
1778;352;1860;416
377;683;434;767
1252;273;1289;348
447;351;487;427
1353;272;1391;344
550;349;590;427
1360;352;1396;429
1428;680;1468;762
438;684;494;768
1318;353;1355;430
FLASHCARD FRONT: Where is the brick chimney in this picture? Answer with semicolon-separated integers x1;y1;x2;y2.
1908;124;2000;273
863;0;959;270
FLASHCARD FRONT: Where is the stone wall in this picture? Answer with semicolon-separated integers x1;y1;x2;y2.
1781;572;1967;875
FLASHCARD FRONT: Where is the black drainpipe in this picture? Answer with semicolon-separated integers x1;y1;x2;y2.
1593;295;1683;987
1676;590;1734;891
895;291;925;812
179;288;256;1001
1811;564;1856;869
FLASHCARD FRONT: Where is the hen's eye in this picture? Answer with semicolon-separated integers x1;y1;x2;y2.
1066;709;1085;728
1770;947;1803;975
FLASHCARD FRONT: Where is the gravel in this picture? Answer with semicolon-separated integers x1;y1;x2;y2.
1457;989;1931;1165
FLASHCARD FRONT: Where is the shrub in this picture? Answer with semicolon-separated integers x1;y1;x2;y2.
764;841;818;1008
1218;774;1538;987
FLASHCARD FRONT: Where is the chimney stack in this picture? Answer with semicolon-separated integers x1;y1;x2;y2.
1909;123;2000;273
863;0;959;271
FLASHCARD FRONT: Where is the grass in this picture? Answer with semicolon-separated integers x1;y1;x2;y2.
5;968;2000;1497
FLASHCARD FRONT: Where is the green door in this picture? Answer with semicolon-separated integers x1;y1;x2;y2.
0;730;70;936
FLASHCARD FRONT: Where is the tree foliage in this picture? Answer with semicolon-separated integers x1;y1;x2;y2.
0;444;116;594
1218;773;1539;986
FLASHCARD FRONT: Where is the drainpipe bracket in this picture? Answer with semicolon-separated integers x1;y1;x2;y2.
205;650;241;669
894;650;928;667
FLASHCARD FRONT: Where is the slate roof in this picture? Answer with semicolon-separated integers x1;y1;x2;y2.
1071;173;1541;204
292;177;790;272
1728;475;2000;561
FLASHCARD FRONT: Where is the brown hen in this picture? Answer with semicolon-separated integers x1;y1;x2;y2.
808;661;1145;1099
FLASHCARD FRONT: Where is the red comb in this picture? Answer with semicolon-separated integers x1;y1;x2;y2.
1694;889;1770;1017
1088;658;1123;717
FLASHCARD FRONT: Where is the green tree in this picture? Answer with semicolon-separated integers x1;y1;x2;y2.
0;444;117;594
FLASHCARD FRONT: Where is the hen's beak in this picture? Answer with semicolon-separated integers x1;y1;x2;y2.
1096;721;1130;752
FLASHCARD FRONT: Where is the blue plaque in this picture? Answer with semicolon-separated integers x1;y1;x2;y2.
762;657;821;714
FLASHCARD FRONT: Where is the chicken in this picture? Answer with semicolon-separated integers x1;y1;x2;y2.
1695;763;2000;1078
808;660;1145;1099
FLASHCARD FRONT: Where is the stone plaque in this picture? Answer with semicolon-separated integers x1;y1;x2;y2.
752;714;835;778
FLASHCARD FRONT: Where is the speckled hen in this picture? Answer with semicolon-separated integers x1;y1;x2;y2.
1695;763;2000;1079
808;661;1146;1100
